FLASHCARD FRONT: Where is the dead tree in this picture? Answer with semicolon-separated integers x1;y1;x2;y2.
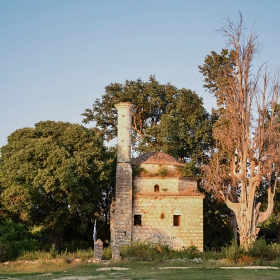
200;14;280;249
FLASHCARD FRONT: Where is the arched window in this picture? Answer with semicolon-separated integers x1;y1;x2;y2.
154;184;159;192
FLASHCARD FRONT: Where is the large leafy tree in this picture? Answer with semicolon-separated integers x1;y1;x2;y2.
0;121;114;249
82;75;213;163
199;14;280;249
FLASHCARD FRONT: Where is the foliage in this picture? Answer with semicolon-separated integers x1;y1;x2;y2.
18;246;94;261
119;240;201;261
132;166;147;177
258;182;280;243
180;161;199;177
0;121;115;250
156;166;168;177
202;190;233;249
221;240;245;263
0;220;39;261
102;246;112;260
222;237;280;263
247;237;270;260
82;75;213;163
247;238;280;261
199;14;280;248
0;242;11;262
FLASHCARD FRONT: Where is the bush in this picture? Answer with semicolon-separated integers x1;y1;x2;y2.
246;238;280;261
0;242;11;262
119;240;201;261
247;237;270;260
202;249;224;261
18;247;95;261
102;246;112;260
0;220;39;261
267;243;280;260
120;240;162;260
221;240;244;263
156;167;169;177
247;239;280;261
221;238;280;263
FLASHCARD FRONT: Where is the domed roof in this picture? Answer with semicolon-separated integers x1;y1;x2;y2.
131;152;184;166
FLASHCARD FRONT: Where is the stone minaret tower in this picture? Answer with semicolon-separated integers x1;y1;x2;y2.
112;102;133;259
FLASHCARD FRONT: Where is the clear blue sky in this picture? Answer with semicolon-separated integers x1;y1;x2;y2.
1;0;280;147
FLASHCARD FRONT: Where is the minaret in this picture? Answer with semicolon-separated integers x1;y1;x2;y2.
112;102;133;259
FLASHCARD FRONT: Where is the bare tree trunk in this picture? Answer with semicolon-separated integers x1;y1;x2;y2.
222;184;274;250
51;231;62;252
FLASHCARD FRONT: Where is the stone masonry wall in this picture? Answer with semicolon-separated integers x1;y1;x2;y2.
133;177;198;193
139;163;178;173
133;177;180;193
178;178;197;192
132;195;204;251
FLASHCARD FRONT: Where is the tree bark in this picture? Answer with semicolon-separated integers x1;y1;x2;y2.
51;231;62;252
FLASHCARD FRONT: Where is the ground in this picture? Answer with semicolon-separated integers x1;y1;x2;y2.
0;261;279;280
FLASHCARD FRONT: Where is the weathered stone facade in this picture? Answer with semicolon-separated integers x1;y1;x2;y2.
111;102;204;257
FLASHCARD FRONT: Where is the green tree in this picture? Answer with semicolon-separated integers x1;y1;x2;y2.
0;121;114;250
199;14;280;249
82;75;213;163
0;220;38;261
202;192;233;249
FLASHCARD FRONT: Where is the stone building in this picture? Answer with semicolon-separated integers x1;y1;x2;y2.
111;102;204;259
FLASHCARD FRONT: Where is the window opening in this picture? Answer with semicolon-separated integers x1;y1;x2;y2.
134;215;142;226
154;184;159;192
173;215;181;226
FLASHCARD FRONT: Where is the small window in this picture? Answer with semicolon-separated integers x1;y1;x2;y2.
173;215;181;226
134;215;142;226
154;184;159;192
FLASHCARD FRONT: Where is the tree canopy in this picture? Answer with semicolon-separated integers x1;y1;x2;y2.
199;14;280;248
0;121;114;249
82;75;213;163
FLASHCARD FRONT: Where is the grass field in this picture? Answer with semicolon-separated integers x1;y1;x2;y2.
0;260;279;280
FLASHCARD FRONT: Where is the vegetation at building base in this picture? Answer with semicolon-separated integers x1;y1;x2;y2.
107;239;280;265
1;238;280;268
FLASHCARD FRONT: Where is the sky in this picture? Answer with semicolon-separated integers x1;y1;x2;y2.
1;0;280;147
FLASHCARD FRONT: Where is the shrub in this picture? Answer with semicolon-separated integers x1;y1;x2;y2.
221;240;244;263
120;240;161;260
156;167;169;177
73;248;94;259
0;242;11;262
0;220;39;261
267;243;280;260
247;237;270;260
18;247;95;261
246;238;280;261
202;249;224;261
102;246;112;260
119;240;201;261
